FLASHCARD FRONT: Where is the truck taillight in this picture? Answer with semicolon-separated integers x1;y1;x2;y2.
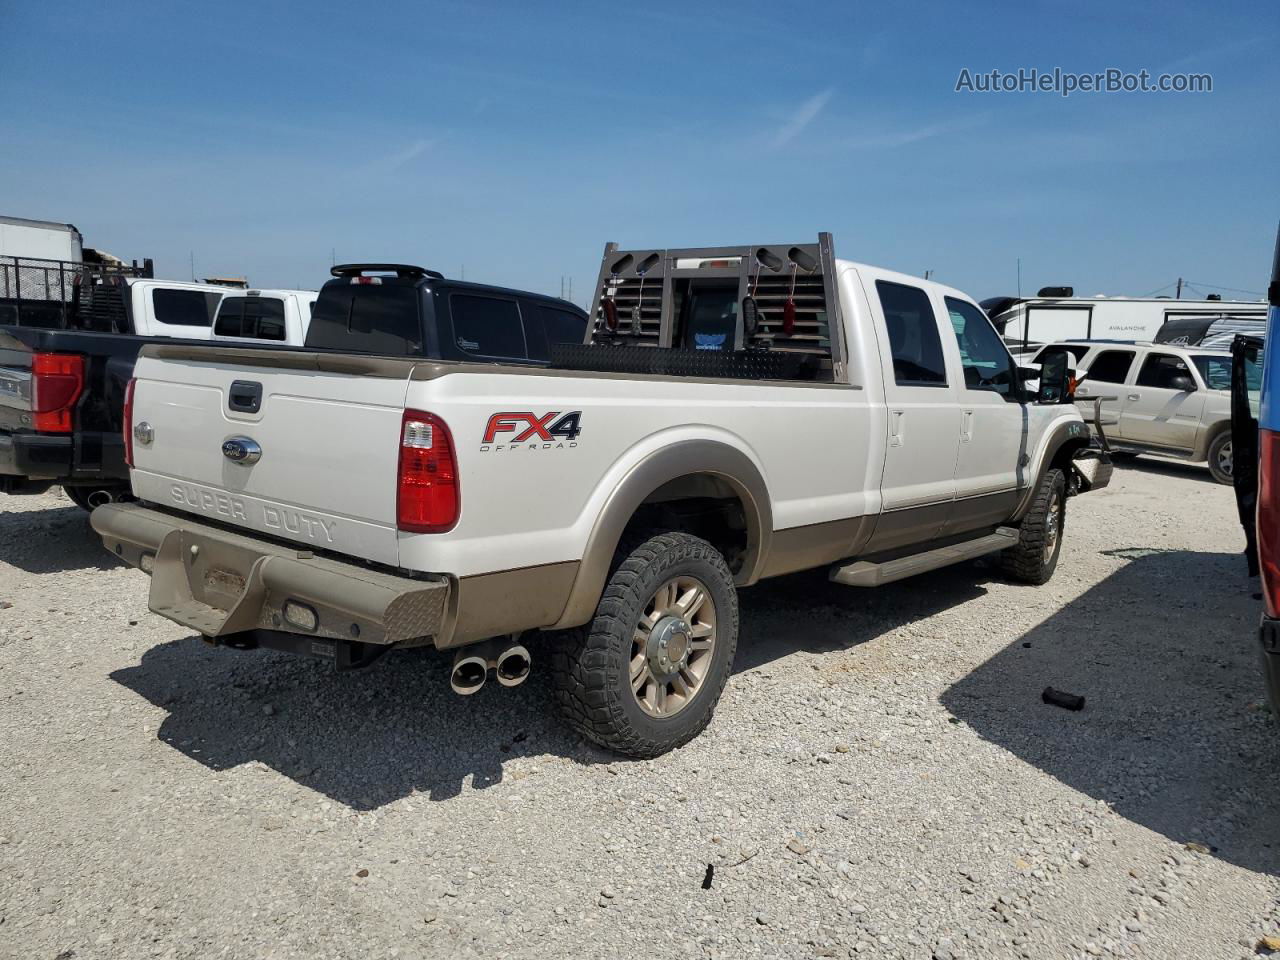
123;378;137;467
30;352;85;433
397;410;459;533
1260;429;1280;618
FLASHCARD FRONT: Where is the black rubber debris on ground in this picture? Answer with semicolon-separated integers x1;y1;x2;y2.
1042;686;1086;711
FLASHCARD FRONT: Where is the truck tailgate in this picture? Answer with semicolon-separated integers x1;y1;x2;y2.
0;332;33;431
129;352;412;566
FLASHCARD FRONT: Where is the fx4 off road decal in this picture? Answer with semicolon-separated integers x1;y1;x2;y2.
480;411;582;451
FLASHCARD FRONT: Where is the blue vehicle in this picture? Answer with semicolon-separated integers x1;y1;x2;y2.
1254;224;1280;710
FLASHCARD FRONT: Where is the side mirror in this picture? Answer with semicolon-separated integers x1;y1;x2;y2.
1035;348;1072;404
1169;374;1197;392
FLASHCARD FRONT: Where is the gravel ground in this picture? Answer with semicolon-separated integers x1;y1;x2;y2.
2;460;1279;960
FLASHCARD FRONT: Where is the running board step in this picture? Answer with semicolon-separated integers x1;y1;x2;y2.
829;527;1019;587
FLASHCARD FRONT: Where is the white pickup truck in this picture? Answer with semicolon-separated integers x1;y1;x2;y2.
92;237;1110;756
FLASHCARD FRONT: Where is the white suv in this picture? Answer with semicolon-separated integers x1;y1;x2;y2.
1031;341;1245;483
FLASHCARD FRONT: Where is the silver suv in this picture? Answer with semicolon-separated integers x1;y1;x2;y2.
1031;341;1251;484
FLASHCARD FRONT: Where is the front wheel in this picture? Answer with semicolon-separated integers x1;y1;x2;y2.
551;532;739;758
1207;431;1233;485
1002;468;1066;585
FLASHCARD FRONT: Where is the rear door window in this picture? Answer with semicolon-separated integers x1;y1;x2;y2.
152;288;220;327
876;280;947;386
1136;353;1193;389
1083;349;1135;384
450;294;527;360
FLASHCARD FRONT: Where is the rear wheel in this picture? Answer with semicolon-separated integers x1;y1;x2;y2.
1207;431;1233;485
1002;468;1066;585
551;532;739;758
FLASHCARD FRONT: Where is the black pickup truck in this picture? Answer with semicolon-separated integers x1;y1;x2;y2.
1;263;588;510
0;326;141;507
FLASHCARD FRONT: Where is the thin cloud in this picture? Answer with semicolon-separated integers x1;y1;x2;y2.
770;89;834;148
384;138;434;170
1160;35;1267;73
840;113;990;151
360;138;436;175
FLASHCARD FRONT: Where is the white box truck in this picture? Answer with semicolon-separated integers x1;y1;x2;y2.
0;216;84;262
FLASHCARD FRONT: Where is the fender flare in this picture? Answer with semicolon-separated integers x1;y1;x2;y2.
1010;418;1091;522
550;439;772;630
1197;418;1231;461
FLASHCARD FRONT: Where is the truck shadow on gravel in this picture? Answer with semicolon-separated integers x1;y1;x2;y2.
1112;457;1217;485
734;564;988;672
110;643;589;807
942;548;1280;876
0;503;124;574
107;565;990;809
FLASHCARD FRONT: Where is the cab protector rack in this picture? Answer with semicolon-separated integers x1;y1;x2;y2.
1;255;150;330
578;234;846;381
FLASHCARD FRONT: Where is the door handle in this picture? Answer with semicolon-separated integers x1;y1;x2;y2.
890;411;904;447
1127;393;1140;401
961;410;973;442
228;380;263;413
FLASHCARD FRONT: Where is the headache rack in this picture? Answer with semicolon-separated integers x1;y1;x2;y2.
559;234;845;382
0;255;150;330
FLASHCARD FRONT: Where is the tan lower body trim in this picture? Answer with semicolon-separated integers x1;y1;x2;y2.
444;560;580;648
755;516;871;580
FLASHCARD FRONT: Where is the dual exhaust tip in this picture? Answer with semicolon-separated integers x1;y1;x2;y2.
450;639;531;695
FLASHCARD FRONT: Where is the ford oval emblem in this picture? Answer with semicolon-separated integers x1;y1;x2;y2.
222;436;262;465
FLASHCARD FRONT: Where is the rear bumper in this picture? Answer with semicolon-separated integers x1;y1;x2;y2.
0;430;127;485
92;501;451;648
0;431;70;479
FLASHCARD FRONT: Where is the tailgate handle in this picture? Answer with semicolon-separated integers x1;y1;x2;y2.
228;380;263;414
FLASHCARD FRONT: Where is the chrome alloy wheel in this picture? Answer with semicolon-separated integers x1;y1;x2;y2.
1044;488;1062;564
630;575;717;718
1217;439;1233;479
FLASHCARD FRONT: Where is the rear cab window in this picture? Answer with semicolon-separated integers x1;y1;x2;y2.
215;296;287;341
151;288;221;327
305;281;425;355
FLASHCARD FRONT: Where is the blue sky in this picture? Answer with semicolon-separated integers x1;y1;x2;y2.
1;0;1276;306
